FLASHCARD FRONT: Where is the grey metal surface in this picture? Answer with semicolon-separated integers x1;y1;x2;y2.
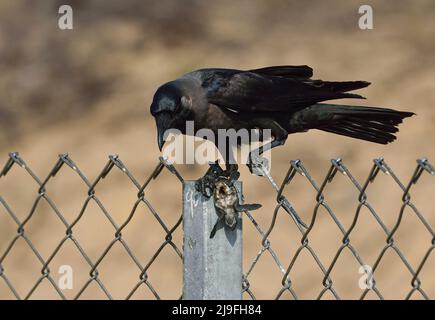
182;181;242;300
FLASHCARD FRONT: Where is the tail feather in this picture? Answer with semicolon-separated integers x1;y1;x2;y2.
321;127;395;144
344;117;399;133
338;92;366;100
291;103;414;144
309;80;371;93
331;121;397;144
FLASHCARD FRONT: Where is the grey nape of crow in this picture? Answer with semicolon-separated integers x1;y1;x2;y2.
150;65;414;170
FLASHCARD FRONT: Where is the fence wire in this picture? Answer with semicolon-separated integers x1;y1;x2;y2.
243;157;434;300
0;153;183;300
0;153;433;300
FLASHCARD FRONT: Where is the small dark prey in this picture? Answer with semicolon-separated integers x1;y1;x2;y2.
150;65;414;174
198;161;262;238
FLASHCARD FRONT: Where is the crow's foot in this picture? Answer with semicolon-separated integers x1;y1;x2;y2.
195;161;239;198
224;163;240;181
247;153;270;176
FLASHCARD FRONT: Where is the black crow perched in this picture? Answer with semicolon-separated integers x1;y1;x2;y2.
150;65;414;171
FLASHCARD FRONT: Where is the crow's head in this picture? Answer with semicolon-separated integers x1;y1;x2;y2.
150;81;193;151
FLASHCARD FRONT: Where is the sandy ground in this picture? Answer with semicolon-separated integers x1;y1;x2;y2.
0;0;434;299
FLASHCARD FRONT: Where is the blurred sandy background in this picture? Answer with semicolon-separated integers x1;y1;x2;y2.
0;0;434;300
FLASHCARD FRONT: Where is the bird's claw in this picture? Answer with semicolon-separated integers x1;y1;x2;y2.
225;164;240;181
195;161;239;198
247;153;270;176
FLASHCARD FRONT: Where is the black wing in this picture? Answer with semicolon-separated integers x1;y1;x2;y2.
199;66;370;113
249;65;313;79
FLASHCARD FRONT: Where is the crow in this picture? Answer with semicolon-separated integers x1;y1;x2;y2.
150;65;414;172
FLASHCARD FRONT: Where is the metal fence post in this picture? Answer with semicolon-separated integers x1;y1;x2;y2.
182;181;243;300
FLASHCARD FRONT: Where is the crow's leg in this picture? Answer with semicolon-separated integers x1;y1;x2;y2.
251;137;286;157
247;138;286;175
248;120;288;175
216;134;239;178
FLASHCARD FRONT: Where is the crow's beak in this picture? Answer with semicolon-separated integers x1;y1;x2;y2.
155;113;172;151
158;130;165;151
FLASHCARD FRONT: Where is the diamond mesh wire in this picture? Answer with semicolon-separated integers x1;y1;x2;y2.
0;153;183;300
0;153;433;299
243;157;434;300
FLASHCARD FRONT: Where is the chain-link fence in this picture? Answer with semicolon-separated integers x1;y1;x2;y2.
243;157;434;300
0;152;433;300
